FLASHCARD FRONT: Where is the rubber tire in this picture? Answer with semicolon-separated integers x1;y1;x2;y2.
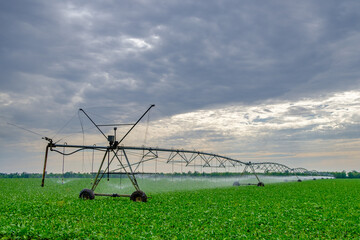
130;190;147;202
233;181;240;186
257;182;265;187
297;179;302;182
79;189;95;200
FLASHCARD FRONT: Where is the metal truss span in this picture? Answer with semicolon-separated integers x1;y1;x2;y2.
43;142;329;200
51;144;312;175
40;106;330;202
117;146;319;175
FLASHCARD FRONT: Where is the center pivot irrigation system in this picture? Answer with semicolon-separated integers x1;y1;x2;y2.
41;105;320;202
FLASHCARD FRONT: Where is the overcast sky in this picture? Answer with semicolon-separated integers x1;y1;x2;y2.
1;0;360;173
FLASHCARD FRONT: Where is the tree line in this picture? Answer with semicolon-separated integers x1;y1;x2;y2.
0;172;92;178
329;170;360;179
0;170;359;178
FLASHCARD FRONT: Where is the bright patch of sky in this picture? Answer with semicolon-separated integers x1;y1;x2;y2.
140;91;360;171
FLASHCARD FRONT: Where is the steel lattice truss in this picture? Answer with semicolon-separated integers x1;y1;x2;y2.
49;144;311;175
111;146;309;175
40;105;327;202
46;143;316;191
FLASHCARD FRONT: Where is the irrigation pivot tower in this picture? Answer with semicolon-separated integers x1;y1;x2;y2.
41;105;320;202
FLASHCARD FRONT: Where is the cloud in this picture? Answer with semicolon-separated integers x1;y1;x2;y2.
138;91;360;171
147;91;360;142
1;0;360;172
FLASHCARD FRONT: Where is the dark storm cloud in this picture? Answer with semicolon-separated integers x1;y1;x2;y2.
2;0;360;125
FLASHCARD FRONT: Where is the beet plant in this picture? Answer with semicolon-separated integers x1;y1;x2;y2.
0;178;359;239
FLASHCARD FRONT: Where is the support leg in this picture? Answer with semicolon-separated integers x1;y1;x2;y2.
91;150;108;191
118;149;140;191
41;145;50;187
249;164;264;187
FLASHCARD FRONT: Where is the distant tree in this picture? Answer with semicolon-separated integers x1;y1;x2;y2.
332;171;347;178
348;171;360;178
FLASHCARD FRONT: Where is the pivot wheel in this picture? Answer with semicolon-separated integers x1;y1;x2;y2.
130;190;147;202
79;189;95;200
257;182;265;187
233;181;240;186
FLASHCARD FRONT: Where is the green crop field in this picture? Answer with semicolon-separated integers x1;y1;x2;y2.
0;178;359;239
